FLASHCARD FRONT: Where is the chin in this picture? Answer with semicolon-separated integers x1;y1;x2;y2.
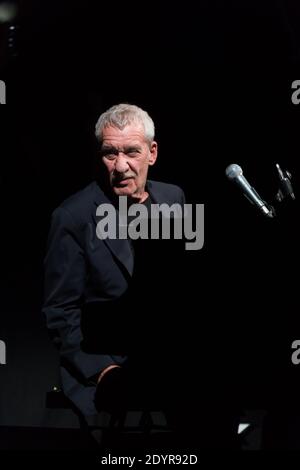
113;181;137;197
113;187;134;197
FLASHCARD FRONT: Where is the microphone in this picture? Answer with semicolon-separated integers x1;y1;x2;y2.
225;164;275;218
275;163;295;201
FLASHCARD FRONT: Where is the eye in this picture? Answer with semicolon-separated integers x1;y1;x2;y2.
125;148;141;158
100;148;118;160
103;154;117;161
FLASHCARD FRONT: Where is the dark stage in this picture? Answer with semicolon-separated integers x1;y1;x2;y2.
1;0;300;453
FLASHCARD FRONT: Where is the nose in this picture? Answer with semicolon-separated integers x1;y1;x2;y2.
114;154;129;173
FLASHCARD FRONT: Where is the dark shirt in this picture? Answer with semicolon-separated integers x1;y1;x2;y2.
119;196;186;368
82;193;187;375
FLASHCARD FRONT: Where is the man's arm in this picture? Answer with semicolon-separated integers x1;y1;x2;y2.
42;206;121;382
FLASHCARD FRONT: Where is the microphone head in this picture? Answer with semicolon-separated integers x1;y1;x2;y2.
225;164;243;180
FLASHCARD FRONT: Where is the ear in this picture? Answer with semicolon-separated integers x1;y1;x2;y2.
148;141;158;166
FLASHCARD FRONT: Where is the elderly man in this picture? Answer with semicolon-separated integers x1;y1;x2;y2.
43;104;188;424
43;103;239;449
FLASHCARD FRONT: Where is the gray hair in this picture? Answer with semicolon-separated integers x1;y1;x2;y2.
95;103;155;144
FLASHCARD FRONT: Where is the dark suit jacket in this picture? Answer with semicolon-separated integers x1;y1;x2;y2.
42;179;185;416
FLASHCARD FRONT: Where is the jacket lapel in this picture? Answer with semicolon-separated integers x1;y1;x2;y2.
146;180;176;205
92;182;134;277
91;180;168;277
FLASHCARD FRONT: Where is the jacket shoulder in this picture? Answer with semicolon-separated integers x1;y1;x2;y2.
147;180;185;204
53;182;97;227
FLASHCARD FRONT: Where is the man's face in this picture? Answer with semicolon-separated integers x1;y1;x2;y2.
100;124;157;199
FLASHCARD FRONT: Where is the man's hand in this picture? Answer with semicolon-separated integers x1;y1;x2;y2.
94;365;130;413
97;364;121;384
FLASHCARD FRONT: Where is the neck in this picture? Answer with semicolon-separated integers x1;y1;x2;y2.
107;189;149;208
129;191;149;204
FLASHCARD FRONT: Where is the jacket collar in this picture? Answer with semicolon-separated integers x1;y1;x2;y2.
92;180;164;205
91;179;169;276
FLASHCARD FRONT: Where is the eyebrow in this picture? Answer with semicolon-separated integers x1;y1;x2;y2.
124;146;142;152
100;146;118;154
100;145;142;154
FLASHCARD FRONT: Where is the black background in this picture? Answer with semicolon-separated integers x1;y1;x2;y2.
1;0;300;447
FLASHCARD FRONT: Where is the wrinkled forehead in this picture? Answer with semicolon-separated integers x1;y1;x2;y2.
100;124;148;146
